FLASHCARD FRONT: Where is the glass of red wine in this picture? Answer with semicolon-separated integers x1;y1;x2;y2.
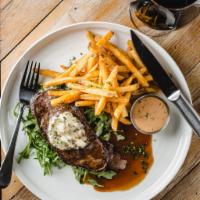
129;0;200;36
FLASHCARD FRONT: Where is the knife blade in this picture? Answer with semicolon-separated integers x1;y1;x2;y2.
130;30;200;137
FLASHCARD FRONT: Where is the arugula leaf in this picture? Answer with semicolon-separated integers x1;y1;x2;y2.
87;178;103;187
17;108;65;175
72;166;117;187
72;167;88;183
90;170;117;179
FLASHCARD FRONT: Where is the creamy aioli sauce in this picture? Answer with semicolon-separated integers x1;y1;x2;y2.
48;112;88;150
132;96;168;133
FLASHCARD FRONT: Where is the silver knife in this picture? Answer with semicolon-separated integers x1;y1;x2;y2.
130;30;200;137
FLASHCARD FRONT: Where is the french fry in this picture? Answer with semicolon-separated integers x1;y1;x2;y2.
104;43;149;87
67;83;117;97
99;56;109;82
111;115;118;131
56;65;76;78
118;117;132;125
87;31;96;43
43;77;78;87
87;55;97;71
114;92;131;119
117;74;126;80
60;65;68;71
70;54;90;76
75;100;95;107
102;53;117;66
116;84;139;93
105;103;111;114
121;107;128;118
88;63;99;73
97;31;113;46
140;67;147;74
38;69;61;78
48;90;69;96
145;75;153;81
78;79;102;88
95;97;107;115
80;94;128;103
80;94;100;101
83;69;99;79
127;40;146;69
117;65;129;73
51;91;81;107
95;66;118;115
88;42;99;54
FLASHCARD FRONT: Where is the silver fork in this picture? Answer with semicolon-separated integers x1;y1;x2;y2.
0;61;40;188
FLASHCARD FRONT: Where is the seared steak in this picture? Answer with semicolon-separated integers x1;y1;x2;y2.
30;91;126;171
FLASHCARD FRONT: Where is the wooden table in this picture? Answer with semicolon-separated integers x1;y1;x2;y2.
1;0;200;199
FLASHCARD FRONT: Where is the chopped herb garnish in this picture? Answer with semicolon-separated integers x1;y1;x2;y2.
123;143;148;159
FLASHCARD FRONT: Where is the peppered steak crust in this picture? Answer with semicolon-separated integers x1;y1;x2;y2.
30;92;109;171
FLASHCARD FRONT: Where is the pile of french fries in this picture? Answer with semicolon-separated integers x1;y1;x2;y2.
40;31;156;131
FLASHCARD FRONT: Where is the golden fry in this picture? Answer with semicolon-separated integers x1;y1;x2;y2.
87;31;96;43
60;65;68;71
119;117;132;125
145;75;153;81
97;31;113;46
80;94;128;103
83;70;99;79
57;65;76;78
95;97;107;115
51;91;81;107
116;84;139;93
87;55;97;71
43;77;78;87
38;69;61;78
111;115;118;131
67;83;117;97
48;90;69;96
75;100;95;107
114;92;131;119
70;54;90;76
99;57;109;82
128;39;146;69
78;79;101;88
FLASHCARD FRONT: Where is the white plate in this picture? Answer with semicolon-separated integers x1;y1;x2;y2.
0;22;192;200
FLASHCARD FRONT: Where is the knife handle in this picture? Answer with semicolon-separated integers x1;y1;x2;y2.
174;94;200;137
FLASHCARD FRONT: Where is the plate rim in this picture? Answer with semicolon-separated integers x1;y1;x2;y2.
0;21;192;200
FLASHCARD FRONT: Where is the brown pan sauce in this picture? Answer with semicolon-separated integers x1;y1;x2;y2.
94;125;153;192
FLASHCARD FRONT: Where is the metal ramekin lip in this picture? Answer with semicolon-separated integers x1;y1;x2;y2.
130;93;170;135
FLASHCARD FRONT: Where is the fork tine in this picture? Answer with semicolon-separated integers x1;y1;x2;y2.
30;62;37;88
25;61;33;87
34;63;40;89
21;61;29;87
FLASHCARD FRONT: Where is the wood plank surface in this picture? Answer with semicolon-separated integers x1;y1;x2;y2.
0;0;62;60
162;163;200;200
1;0;200;200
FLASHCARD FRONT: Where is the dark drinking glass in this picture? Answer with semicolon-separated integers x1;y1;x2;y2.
129;0;200;36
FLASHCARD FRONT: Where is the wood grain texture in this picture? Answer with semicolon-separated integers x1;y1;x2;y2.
0;0;62;60
1;0;200;199
162;163;200;200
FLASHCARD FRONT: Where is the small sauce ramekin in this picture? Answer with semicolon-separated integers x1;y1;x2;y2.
130;94;170;135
